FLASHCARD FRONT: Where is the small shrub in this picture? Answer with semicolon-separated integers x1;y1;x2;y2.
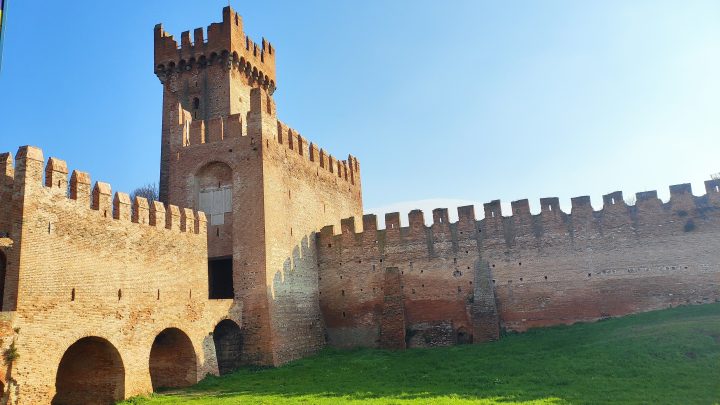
4;342;19;365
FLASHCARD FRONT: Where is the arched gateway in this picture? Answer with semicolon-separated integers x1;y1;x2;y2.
149;328;197;390
213;319;243;375
53;337;125;405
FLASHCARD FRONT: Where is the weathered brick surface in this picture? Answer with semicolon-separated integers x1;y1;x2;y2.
318;207;499;349
318;185;720;348
379;267;406;349
483;187;720;331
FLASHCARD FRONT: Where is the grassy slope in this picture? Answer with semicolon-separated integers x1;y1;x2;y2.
123;303;720;404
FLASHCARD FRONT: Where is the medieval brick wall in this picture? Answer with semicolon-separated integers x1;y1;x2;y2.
379;267;406;349
2;5;717;404
158;110;268;365
318;207;499;349
483;184;720;332
318;182;720;348
156;8;280;366
0;146;236;404
261;109;362;365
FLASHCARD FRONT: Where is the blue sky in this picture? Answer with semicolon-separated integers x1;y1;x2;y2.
1;1;718;223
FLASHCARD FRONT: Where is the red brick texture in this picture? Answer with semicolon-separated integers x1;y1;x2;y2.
318;207;499;349
318;185;720;348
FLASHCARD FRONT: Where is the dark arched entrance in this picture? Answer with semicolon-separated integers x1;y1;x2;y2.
457;327;473;345
213;319;243;375
149;328;197;390
53;336;125;405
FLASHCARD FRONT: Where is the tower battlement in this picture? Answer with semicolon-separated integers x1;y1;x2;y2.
154;6;276;91
177;113;361;189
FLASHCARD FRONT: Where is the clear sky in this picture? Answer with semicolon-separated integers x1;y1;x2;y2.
1;1;718;224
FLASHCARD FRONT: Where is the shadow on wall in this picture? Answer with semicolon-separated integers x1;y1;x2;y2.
268;234;324;358
272;235;316;301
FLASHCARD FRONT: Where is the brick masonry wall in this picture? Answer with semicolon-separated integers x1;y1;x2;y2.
3;5;717;403
482;185;720;332
318;207;499;349
261;106;362;364
318;182;720;348
155;8;355;365
0;146;236;404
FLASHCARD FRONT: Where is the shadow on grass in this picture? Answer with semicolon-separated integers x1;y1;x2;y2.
126;303;720;404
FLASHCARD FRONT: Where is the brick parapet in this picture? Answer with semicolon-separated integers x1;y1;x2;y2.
275;119;361;190
0;153;14;237
319;182;720;258
480;183;720;246
174;111;362;192
3;146;207;237
154;6;276;91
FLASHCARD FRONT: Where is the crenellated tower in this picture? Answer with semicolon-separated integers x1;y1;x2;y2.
154;7;363;366
154;6;277;202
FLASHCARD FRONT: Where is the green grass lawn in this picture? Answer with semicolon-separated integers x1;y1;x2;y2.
122;303;720;404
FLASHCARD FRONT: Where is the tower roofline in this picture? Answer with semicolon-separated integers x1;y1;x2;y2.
154;6;276;86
